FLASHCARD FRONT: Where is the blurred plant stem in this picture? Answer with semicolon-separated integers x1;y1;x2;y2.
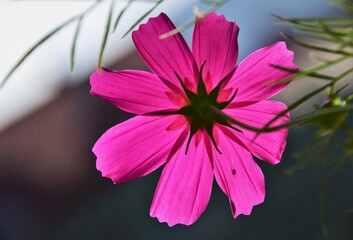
275;0;353;238
0;0;228;87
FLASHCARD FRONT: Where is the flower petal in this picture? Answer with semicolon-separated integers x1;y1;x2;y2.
227;41;297;103
150;130;213;226
90;68;183;114
224;100;289;165
213;126;265;217
93;115;187;184
192;12;239;89
132;13;197;92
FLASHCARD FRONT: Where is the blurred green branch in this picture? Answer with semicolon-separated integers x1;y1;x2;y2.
1;0;229;88
0;0;102;88
273;0;353;237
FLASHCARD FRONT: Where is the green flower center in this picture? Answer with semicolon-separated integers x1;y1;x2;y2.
155;62;241;153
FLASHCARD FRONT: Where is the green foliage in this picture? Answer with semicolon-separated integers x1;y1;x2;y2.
274;0;353;166
0;0;229;87
274;1;353;237
0;0;102;87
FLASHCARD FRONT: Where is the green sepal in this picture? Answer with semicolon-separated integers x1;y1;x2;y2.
185;120;203;154
174;71;198;102
215;115;243;133
218;88;238;109
209;68;236;101
197;61;208;98
204;122;222;154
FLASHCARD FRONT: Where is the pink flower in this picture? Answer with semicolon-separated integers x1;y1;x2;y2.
90;12;296;226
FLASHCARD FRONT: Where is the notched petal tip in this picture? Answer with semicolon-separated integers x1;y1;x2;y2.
131;12;169;37
202;11;239;27
231;194;265;218
192;11;240;88
93;142;118;184
150;213;195;227
95;158;117;184
193;11;240;36
272;41;298;68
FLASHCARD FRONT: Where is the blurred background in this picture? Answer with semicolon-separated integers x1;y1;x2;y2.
0;0;352;239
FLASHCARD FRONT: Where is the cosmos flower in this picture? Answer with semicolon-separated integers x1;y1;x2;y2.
90;12;296;226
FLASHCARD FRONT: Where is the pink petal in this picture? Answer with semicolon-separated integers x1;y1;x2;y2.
213;126;265;217
93;115;187;184
192;12;239;89
132;13;197;93
224;100;289;165
150;130;213;226
90;68;183;114
226;41;297;103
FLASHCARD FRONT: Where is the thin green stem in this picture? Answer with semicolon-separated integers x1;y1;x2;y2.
112;0;133;33
70;15;83;72
210;104;353;133
264;83;332;129
319;155;347;238
98;0;115;67
333;67;353;82
1;0;102;88
281;32;353;56
270;55;349;85
122;0;164;38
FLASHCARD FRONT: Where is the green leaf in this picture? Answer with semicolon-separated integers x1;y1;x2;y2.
122;0;164;39
263;83;332;129
98;0;115;67
210;104;353;133
112;0;132;33
273;14;353;27
70;15;83;72
281;31;353;56
330;0;353;12
319;155;346;237
271;65;335;81
0;0;102;87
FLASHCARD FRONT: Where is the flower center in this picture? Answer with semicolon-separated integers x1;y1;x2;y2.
175;63;240;153
153;62;241;153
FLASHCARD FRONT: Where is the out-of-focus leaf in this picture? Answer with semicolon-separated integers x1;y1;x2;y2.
281;31;353;56
0;0;101;87
112;0;132;33
212;104;353;133
70;15;83;72
98;0;115;67
284;133;334;175
122;0;164;38
319;156;346;237
264;83;332;129
274;14;353;26
331;0;353;12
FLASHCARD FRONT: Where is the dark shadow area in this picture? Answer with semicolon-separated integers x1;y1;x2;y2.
0;50;352;240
